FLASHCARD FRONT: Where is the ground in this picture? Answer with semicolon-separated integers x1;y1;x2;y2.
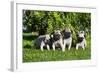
23;33;91;62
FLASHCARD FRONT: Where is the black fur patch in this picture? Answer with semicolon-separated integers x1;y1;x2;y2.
77;37;84;43
44;39;50;45
53;33;61;41
64;32;71;39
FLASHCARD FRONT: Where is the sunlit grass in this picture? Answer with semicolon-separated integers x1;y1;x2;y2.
23;33;91;62
23;47;91;62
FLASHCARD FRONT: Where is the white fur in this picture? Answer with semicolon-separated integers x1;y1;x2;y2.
63;37;72;50
40;34;50;51
76;31;87;50
76;38;86;50
52;39;64;52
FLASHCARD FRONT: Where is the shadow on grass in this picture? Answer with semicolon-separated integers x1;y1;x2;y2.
23;44;31;49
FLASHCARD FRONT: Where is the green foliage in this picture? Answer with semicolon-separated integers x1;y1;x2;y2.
23;10;91;35
23;10;91;46
23;48;91;62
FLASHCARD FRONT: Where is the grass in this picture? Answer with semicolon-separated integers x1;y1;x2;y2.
23;33;91;62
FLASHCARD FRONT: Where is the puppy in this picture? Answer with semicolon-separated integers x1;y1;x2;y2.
35;34;51;51
76;31;87;50
62;28;72;50
51;30;64;52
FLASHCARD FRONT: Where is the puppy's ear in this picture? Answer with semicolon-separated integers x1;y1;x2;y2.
76;33;79;37
62;29;66;33
84;32;86;38
60;30;64;35
76;31;79;37
70;30;73;34
51;31;54;35
50;31;54;38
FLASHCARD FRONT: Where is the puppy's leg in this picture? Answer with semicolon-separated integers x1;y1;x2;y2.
76;44;79;50
60;40;65;52
61;44;65;52
84;40;87;47
52;43;55;51
68;43;72;50
82;44;85;50
61;42;65;52
63;40;66;49
40;41;45;51
82;39;86;50
63;43;66;51
46;44;50;51
68;38;72;50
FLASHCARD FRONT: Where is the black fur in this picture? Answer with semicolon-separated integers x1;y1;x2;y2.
77;37;84;43
44;37;51;45
64;32;71;39
53;33;61;41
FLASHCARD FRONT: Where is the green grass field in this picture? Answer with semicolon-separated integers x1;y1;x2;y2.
23;33;91;62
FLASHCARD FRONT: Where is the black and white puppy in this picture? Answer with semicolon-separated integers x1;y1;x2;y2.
35;34;51;51
76;31;87;50
62;28;72;50
50;30;64;52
